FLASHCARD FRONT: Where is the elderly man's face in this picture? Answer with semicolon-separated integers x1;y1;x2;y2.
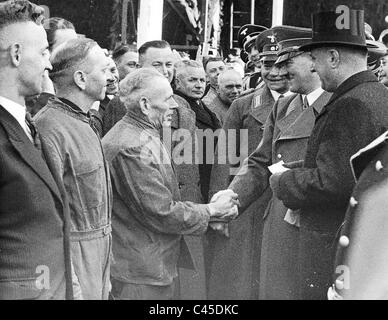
218;73;243;105
261;55;289;93
83;46;109;101
147;76;178;128
311;47;337;92
285;53;315;94
205;60;225;88
116;51;138;80
106;57;119;95
379;55;388;87
176;67;206;99
140;47;175;83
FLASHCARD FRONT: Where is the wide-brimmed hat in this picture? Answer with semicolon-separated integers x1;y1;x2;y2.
300;9;367;51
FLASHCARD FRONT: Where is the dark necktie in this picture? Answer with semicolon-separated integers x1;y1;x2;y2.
25;112;42;152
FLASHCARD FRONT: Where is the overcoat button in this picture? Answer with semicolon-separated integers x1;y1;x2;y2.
349;197;358;207
339;236;350;247
277;154;282;159
375;160;384;172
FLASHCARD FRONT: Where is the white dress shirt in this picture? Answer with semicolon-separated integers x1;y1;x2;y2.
302;87;325;107
270;89;293;101
0;96;33;142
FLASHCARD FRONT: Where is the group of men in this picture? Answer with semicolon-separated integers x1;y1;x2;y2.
2;0;388;301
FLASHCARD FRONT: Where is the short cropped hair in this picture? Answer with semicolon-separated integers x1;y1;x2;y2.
49;37;98;83
174;60;204;80
203;56;224;71
43;17;75;52
138;40;171;56
119;68;166;111
112;44;137;62
0;0;44;31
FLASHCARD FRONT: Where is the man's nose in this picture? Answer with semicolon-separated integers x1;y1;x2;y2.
46;59;53;72
170;97;178;109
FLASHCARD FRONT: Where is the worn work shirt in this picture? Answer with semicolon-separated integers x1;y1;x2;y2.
102;112;210;286
35;96;112;234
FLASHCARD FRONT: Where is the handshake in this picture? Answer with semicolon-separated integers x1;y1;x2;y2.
207;189;240;237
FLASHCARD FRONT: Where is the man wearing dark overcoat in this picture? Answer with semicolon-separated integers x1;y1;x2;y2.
268;9;388;299
207;27;293;300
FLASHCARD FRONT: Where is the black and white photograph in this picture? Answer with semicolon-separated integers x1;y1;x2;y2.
0;0;388;308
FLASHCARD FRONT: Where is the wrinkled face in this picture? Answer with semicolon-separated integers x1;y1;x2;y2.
379;55;388;87
116;51;138;80
17;23;52;97
176;67;206;99
52;28;77;52
311;47;336;92
261;55;289;93
105;57;119;95
83;46;109;101
147;76;178;128
140;47;175;83
218;75;243;105
205;60;225;88
285;53;315;94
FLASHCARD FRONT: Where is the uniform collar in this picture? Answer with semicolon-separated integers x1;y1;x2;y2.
270;89;293;101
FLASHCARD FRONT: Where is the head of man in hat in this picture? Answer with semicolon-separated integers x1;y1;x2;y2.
275;35;321;95
300;8;369;92
238;24;268;70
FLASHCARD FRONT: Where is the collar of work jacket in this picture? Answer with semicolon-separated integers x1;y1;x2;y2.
50;96;90;124
122;110;161;138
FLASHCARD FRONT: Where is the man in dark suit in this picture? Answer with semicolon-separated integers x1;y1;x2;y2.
0;0;72;300
269;8;388;299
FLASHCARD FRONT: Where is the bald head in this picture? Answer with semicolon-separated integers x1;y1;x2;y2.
217;69;243;105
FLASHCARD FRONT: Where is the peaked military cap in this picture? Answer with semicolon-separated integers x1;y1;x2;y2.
237;24;268;52
256;25;312;57
276;37;312;65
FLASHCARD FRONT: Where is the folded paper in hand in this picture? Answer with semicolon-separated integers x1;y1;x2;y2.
268;161;290;174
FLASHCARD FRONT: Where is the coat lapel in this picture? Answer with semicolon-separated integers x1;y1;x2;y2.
249;86;275;125
277;91;332;141
0;105;63;203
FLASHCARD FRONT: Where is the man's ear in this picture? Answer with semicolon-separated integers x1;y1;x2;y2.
139;96;151;116
10;43;22;67
328;49;341;69
73;70;86;90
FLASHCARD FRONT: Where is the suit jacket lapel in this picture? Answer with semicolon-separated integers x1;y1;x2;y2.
249;86;275;124
277;91;332;141
0;105;63;203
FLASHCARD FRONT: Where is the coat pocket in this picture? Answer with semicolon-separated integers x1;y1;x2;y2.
0;278;42;300
74;164;107;228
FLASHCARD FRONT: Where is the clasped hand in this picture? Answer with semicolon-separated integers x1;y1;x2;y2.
207;189;239;237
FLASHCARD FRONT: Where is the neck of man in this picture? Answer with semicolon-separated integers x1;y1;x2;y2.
334;63;368;91
56;89;95;114
0;75;27;106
